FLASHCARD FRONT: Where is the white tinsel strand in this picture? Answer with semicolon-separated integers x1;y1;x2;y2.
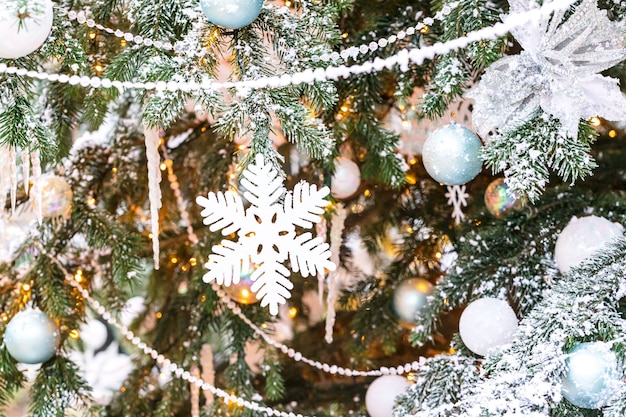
316;217;328;305
161;144;199;244
31;150;42;223
144;126;163;270
325;204;348;344
21;149;30;195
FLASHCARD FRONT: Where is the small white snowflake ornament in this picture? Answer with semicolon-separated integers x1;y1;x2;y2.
196;154;336;315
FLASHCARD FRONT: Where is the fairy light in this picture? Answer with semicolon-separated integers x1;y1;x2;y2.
155;312;163;319
288;307;298;318
189;257;197;266
69;329;80;339
170;256;179;264
88;31;96;40
609;129;617;138
74;269;84;283
590;116;601;126
22;283;31;292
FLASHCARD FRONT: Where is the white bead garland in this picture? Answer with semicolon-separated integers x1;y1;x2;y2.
212;282;423;377
2;0;577;94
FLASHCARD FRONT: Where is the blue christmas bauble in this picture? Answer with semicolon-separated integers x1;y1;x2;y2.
421;123;483;185
4;309;60;364
392;278;432;328
562;342;619;409
200;0;264;29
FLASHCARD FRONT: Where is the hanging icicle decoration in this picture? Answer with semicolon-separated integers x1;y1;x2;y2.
8;147;17;215
31;150;42;223
21;149;30;195
144;126;163;270
325;203;348;344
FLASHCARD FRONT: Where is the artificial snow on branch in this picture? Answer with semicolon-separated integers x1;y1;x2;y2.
196;154;336;315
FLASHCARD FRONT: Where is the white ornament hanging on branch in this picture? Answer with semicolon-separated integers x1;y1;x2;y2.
196;154;336;315
324;203;348;343
466;0;626;138
144;126;163;270
0;0;54;59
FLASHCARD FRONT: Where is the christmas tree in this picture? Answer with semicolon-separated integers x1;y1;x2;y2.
1;0;626;416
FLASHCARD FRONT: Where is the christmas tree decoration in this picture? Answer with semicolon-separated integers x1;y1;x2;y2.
445;185;469;224
199;0;264;29
458;298;518;356
466;0;626;139
554;216;624;274
421;123;483;186
196;154;336;315
392;277;432;327
222;265;260;304
330;157;361;199
484;177;521;218
365;375;410;417
3;309;60;364
0;0;54;59
30;174;73;220
561;341;619;409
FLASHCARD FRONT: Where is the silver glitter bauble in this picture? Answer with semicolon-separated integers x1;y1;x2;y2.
392;278;432;327
4;309;60;364
422;123;483;185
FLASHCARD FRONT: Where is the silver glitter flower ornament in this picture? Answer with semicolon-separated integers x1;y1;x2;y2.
466;0;626;139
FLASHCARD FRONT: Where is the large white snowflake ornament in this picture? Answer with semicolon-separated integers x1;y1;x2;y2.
196;154;336;315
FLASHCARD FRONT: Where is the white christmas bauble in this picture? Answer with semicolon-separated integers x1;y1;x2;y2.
4;309;60;364
80;319;108;351
562;342;619;409
458;297;518;356
331;157;361;199
0;0;54;59
554;216;623;274
200;0;264;29
392;278;432;327
421;123;483;185
365;375;410;417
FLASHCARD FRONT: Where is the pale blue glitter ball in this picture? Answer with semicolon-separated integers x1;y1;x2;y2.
4;309;60;364
562;342;618;409
422;123;483;185
392;278;432;326
200;0;264;29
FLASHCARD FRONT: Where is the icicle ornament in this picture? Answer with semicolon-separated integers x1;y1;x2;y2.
196;154;336;315
466;0;626;138
144;126;163;270
325;203;348;343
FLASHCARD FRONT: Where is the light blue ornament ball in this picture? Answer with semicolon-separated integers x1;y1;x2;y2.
422;123;483;185
200;0;264;29
4;309;60;364
562;342;619;409
392;278;432;327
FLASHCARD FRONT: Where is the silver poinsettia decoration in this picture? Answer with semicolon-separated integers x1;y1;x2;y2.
466;0;626;139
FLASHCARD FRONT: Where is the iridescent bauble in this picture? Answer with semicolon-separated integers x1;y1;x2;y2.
554;216;623;274
200;0;264;29
392;278;432;328
223;268;259;305
458;297;518;356
0;0;54;59
365;375;410;417
4;308;60;364
484;178;521;218
421;123;483;185
30;175;73;218
562;342;619;409
330;157;361;199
